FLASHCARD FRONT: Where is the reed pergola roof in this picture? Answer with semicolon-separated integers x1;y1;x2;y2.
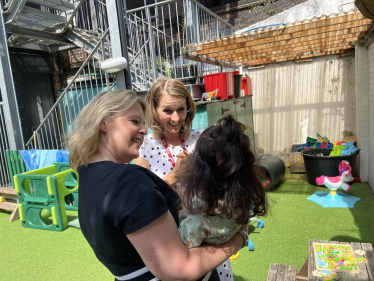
182;10;374;68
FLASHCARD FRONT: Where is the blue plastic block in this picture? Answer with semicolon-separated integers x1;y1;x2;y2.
307;142;314;147
316;142;322;148
325;143;333;148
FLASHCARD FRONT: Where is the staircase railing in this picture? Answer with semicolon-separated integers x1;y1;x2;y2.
0;102;11;187
24;28;114;150
124;0;234;91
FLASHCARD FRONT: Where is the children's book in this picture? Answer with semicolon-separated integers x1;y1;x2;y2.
313;243;359;273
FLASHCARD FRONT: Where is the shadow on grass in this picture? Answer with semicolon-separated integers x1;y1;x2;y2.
233;274;247;281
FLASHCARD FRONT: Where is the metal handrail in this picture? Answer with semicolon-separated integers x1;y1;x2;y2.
25;28;110;147
125;0;233;27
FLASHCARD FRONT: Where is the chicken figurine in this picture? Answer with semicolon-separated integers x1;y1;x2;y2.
315;160;353;195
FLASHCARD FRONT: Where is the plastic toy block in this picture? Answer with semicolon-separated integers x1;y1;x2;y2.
306;137;317;144
325;143;333;148
257;219;264;228
320;142;327;148
316;142;322;148
307;142;314;147
14;165;79;232
312;144;317;148
337;141;343;146
333;141;337;147
53;162;78;211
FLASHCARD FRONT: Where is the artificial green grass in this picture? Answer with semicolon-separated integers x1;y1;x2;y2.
1;170;374;280
231;172;374;280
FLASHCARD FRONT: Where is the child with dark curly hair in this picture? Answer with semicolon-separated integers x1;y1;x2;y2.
179;115;268;249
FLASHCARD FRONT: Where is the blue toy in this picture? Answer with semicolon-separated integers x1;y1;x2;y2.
248;239;254;251
250;217;264;228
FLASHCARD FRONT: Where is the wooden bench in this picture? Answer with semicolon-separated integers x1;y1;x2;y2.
267;263;297;281
308;239;374;281
0;187;19;222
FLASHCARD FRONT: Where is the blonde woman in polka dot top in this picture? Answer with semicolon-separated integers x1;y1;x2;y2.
134;77;202;189
135;77;235;281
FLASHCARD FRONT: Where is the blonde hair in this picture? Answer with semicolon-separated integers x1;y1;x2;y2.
146;77;196;134
68;90;150;171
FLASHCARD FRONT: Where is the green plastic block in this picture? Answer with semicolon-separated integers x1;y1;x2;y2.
14;164;79;232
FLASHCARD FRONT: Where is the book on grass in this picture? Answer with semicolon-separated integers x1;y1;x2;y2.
313;243;359;273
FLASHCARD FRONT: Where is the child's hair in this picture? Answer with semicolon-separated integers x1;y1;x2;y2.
182;115;268;225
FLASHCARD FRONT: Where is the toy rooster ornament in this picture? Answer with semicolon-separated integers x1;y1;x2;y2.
315;160;352;194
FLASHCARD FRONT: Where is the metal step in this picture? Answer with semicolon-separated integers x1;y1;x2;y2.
14;6;66;29
27;0;76;12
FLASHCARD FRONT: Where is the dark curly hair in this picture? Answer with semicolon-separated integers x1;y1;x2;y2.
181;115;268;225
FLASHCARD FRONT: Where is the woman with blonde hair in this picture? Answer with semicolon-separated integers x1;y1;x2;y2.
69;89;248;281
134;77;201;188
135;77;236;281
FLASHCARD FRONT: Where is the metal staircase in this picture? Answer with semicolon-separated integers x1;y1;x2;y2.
0;0;234;152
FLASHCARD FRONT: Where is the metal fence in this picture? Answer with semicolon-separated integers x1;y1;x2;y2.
0;102;11;187
124;0;234;91
24;29;114;150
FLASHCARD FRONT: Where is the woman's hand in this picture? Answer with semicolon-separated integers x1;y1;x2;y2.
173;150;189;179
162;150;189;188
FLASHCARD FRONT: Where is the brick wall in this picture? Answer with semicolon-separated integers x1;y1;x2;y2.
68;48;88;69
368;40;374;191
210;0;308;31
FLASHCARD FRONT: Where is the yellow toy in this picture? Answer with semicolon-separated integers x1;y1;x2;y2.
230;251;240;260
0;196;6;203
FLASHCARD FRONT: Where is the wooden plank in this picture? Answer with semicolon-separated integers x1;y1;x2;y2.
230;44;354;64
0;201;17;211
241;49;354;66
267;263;279;281
309;239;320;281
211;33;364;60
190;15;371;55
285;265;297;281
9;205;19;222
0;187;17;196
296;257;309;280
208;27;368;60
339;242;356;281
361;243;374;280
275;264;287;281
351;242;369;281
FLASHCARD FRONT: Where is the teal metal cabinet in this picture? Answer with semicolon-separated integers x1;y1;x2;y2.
192;96;255;151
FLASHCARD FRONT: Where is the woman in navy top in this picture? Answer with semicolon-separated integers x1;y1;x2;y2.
69;90;248;281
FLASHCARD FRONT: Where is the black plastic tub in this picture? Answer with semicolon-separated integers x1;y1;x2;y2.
301;148;360;186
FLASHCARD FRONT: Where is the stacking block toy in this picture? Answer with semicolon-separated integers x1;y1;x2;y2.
53;162;78;211
306;137;317;144
14;164;79;232
296;143;308;151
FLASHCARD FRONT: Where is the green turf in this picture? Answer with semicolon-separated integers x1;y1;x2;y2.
1;170;374;280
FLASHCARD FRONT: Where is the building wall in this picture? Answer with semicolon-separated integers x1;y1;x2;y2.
368;41;374;190
355;44;369;182
248;54;356;163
